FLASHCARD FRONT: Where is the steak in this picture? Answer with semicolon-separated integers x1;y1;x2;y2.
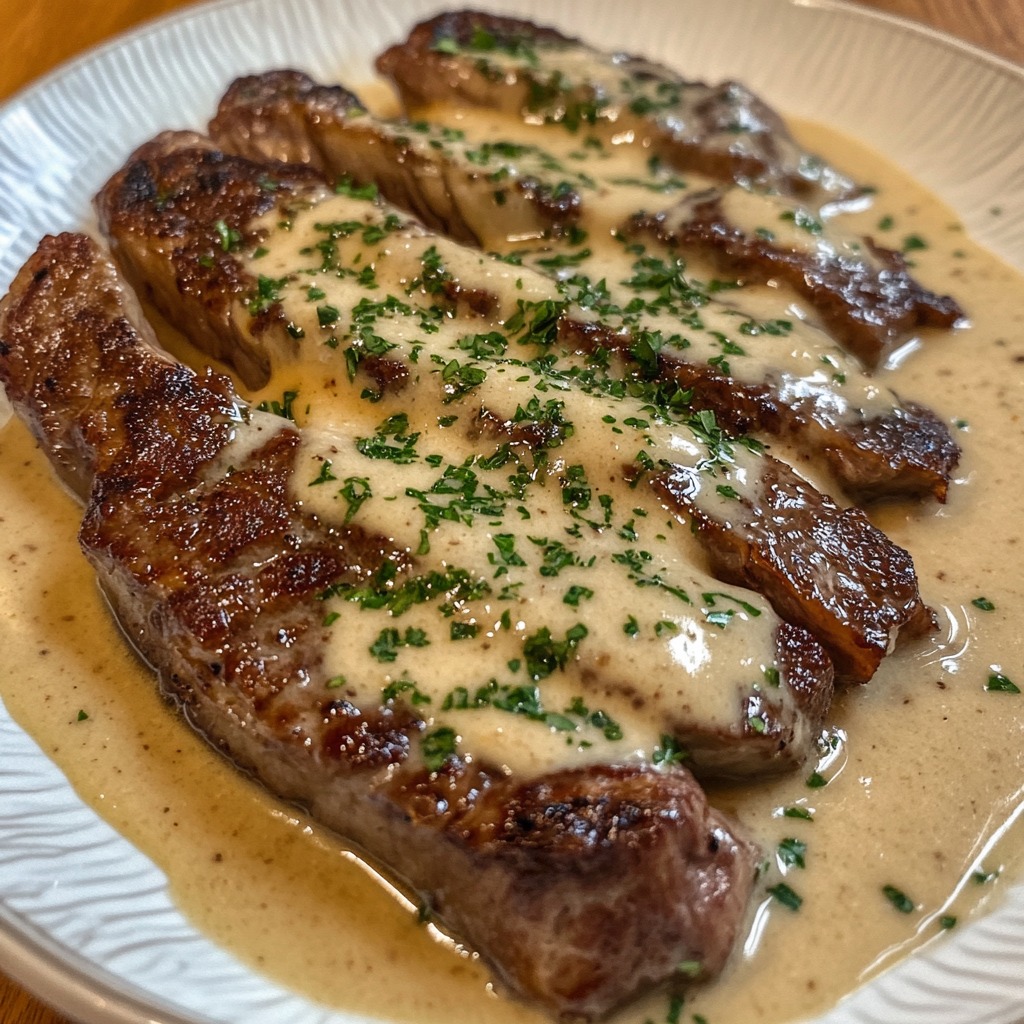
625;191;963;370
94;131;933;685
0;232;763;1021
207;70;960;502
375;10;860;205
0;15;963;1023
208;70;582;245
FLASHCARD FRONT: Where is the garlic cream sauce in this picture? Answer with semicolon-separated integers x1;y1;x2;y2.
1;104;1023;1024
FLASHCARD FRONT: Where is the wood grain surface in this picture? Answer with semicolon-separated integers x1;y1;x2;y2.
0;1;1021;1022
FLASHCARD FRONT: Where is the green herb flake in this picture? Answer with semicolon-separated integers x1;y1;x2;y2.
256;389;298;421
450;621;480;641
214;218;241;252
317;304;341;328
337;476;372;523
986;672;1021;694
369;626;431;663
334;176;379;201
781;806;815;822
972;867;1000;885
675;960;702;979
777;837;807;870
780;208;823;235
653;734;687;767
767;882;803;911
522;624;588;680
971;596;996;611
382;678;431;705
309;459;337;486
882;885;916;913
422;727;458;772
563;584;594;607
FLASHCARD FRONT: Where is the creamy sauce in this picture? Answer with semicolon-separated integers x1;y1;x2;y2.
235;184;793;774
1;102;1024;1024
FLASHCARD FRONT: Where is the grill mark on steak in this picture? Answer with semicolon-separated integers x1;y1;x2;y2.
206;71;960;503
0;231;762;1021
94;133;933;684
375;11;859;205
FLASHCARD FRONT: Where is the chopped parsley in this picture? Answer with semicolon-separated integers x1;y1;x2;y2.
882;885;916;914
767;882;803;911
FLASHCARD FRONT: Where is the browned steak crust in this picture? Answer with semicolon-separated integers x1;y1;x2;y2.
209;70;581;244
557;318;959;504
651;460;934;684
0;232;761;1021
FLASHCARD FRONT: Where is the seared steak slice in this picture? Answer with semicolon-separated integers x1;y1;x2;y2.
209;70;581;245
206;72;959;502
626;190;963;370
0;232;762;1020
94;133;932;684
651;459;927;685
558;317;959;505
375;10;858;204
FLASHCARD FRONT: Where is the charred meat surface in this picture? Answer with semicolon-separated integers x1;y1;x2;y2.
651;459;935;684
375;10;859;204
95;134;931;684
0;232;762;1021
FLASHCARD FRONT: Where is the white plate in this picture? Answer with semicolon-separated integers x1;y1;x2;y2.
1;1;1023;1023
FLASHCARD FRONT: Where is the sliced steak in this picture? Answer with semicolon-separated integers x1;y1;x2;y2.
375;10;859;205
209;70;581;245
0;232;762;1021
626;190;963;370
94;133;933;683
558;317;959;505
206;71;959;502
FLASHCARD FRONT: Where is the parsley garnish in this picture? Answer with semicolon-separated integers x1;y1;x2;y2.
882;885;916;913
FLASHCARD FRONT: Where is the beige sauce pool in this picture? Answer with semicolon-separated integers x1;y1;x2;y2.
1;119;1023;1024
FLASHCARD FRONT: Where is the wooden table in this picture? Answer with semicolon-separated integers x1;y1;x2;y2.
0;0;1021;1021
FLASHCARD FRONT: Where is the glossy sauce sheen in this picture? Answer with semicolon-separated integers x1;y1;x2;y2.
1;107;1023;1024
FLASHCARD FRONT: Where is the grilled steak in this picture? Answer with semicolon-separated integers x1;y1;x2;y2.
94;131;934;685
209;70;582;244
557;316;960;504
626;191;963;370
207;70;960;502
0;232;765;1021
375;10;859;205
0;15;968;1023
